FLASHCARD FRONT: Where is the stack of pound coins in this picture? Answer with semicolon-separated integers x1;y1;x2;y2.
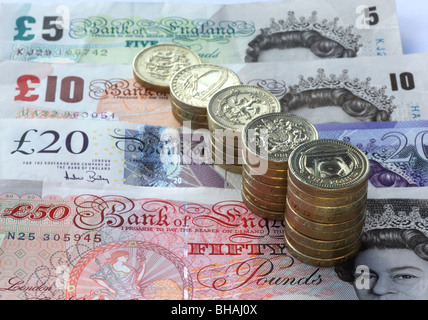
169;64;241;130
207;85;281;173
133;43;201;93
285;139;370;267
241;113;318;220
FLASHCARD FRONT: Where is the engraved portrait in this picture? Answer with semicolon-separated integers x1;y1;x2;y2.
245;11;361;63
335;200;428;300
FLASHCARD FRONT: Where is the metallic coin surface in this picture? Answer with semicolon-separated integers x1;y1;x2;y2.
286;231;362;259
286;208;365;241
242;156;288;178
287;176;368;207
286;186;367;223
284;217;361;250
242;191;284;220
133;44;201;92
284;235;360;267
286;199;366;235
242;168;287;195
207;85;281;131
243;178;287;203
171;99;208;123
242;184;286;212
288;139;369;193
243;112;318;163
170;64;241;112
171;106;208;130
243;164;287;186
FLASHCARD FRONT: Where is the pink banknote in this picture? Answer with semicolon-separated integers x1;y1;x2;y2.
0;180;357;300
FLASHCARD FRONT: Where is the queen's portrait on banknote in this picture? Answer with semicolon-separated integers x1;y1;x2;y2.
335;199;428;300
245;11;361;62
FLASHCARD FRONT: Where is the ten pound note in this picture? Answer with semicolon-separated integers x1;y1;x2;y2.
0;0;402;64
1;180;428;300
2;52;428;129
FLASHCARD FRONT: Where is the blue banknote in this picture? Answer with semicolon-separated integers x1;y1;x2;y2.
316;120;428;187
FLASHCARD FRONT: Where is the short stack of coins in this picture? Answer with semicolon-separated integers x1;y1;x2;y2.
285;139;370;267
207;85;281;173
133;43;201;93
241;113;318;220
169;64;241;130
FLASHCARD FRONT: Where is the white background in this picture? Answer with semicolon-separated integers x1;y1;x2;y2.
0;0;426;54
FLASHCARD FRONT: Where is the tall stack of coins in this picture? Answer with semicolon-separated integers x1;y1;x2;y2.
207;85;281;173
169;64;241;130
241;113;318;220
285;139;369;267
133;44;201;93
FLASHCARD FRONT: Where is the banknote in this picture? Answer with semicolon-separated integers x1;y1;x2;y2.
3;52;428;128
317;120;428;188
0;59;179;127
0;179;358;300
0;0;402;64
229;52;428;124
336;185;428;300
0;118;243;189
2;180;428;300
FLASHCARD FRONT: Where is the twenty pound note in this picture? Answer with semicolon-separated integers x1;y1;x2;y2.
0;179;358;300
317;120;428;188
0;118;241;189
0;0;402;64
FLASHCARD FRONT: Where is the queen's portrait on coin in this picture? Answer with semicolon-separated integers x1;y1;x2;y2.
335;201;428;300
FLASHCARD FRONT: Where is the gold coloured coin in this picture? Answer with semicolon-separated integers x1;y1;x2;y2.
243;163;287;185
285;208;365;241
171;107;208;130
287;176;367;207
288;139;369;194
286;199;366;236
242;184;286;212
242;156;288;178
171;99;208;123
243;176;287;203
133;44;201;92
170;64;241;114
284;217;361;250
286;186;367;223
284;235;360;267
285;232;362;259
207;85;281;132
242;168;287;195
242;112;318;165
242;191;284;220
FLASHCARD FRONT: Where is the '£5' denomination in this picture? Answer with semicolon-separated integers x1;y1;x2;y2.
0;0;402;64
0;118;236;189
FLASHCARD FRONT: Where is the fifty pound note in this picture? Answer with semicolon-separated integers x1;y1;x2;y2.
0;0;402;64
0;118;241;189
0;180;357;300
